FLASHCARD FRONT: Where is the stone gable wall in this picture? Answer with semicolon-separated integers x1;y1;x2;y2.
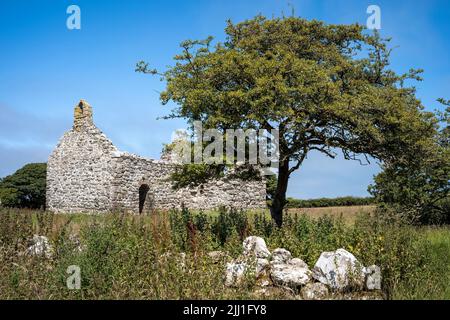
46;100;266;213
46;126;118;213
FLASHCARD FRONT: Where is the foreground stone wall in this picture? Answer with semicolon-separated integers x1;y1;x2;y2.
46;100;266;213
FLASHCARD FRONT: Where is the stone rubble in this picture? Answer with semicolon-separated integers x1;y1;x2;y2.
300;282;329;300
27;235;53;258
225;261;248;287
312;248;365;290
271;248;292;264
224;236;382;299
24;231;382;299
270;259;312;289
256;258;270;276
242;236;271;259
364;265;382;290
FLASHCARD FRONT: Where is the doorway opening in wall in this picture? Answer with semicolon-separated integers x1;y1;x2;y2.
139;184;150;214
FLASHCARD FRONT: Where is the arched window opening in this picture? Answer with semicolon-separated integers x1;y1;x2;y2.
139;184;150;214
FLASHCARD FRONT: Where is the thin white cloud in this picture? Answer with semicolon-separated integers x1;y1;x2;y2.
0;104;66;177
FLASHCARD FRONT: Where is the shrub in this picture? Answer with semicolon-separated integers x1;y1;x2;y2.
0;163;47;209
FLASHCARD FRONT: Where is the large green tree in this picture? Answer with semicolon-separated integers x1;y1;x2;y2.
138;16;437;226
0;163;47;209
369;100;450;224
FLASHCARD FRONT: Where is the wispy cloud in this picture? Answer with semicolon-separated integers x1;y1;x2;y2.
0;104;67;177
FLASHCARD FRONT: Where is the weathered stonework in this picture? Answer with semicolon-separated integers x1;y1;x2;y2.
46;100;266;213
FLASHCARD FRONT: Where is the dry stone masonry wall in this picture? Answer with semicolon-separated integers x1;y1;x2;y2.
46;100;266;213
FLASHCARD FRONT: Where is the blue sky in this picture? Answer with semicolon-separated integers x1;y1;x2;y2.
0;0;449;199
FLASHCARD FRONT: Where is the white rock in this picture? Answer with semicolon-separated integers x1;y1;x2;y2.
301;282;329;300
312;248;365;290
225;257;270;287
225;262;247;287
256;258;269;276
270;258;312;289
271;248;292;264
288;258;309;268
27;235;53;258
243;236;271;259
364;265;381;290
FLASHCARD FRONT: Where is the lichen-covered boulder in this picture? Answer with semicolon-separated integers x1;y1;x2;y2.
270;258;312;289
256;258;269;276
225;256;270;287
271;248;292;264
243;236;271;259
255;258;272;286
301;282;329;300
225;261;247;287
27;235;53;258
364;265;382;290
288;258;309;268
312;248;365;290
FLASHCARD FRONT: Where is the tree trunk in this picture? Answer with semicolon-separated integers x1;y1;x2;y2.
270;159;290;227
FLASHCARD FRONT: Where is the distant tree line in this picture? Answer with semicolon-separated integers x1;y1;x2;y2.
285;196;375;208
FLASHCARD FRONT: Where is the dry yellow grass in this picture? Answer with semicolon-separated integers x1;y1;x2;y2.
46;205;377;233
286;205;376;224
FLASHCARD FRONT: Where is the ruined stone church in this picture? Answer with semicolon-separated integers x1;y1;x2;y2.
46;100;266;213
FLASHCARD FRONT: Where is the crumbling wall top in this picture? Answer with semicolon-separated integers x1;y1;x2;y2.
73;99;94;131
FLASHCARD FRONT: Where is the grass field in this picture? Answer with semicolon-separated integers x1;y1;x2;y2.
287;205;376;224
391;226;450;299
0;206;449;300
172;205;376;224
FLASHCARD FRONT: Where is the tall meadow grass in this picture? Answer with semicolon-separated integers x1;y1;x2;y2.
0;207;448;299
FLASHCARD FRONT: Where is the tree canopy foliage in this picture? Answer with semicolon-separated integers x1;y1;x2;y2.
0;163;47;209
138;15;439;226
370;100;450;224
